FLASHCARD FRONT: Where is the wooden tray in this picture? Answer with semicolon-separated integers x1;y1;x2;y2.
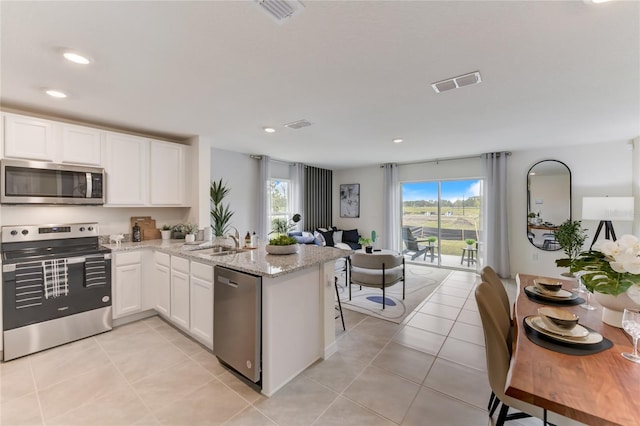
130;216;161;240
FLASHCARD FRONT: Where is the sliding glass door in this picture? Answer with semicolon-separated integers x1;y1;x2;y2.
401;179;482;270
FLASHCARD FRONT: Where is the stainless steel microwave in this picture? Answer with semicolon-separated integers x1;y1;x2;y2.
1;159;105;205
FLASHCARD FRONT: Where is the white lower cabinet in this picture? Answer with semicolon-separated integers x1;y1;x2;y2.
114;250;215;349
113;251;142;319
154;252;171;318
170;256;190;331
189;261;214;349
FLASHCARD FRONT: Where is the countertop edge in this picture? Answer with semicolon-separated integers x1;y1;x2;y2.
102;240;350;278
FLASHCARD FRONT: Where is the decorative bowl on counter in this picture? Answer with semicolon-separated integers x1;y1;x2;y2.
265;243;300;255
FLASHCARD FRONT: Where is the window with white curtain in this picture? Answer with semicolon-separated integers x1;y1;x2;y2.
268;179;292;232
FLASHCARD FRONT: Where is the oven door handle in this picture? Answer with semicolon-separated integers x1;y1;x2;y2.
67;257;86;264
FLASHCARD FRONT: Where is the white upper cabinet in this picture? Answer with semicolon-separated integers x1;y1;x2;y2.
150;140;186;206
59;124;102;166
3;113;55;161
104;132;149;206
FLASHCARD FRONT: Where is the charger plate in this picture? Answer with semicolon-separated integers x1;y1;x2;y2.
524;286;584;306
523;316;612;356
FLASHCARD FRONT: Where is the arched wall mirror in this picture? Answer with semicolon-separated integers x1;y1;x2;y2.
526;160;571;251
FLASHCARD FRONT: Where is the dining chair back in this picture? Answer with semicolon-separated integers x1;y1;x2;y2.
349;252;405;309
481;266;511;318
476;282;546;426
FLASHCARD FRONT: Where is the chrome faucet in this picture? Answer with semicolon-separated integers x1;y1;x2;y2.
227;226;240;248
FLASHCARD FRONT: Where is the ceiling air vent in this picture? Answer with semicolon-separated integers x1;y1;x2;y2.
431;71;482;93
255;0;305;24
284;119;312;129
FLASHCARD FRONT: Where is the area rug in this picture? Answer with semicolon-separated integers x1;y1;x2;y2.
334;262;452;324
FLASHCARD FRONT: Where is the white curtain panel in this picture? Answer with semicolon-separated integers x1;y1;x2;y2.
292;162;305;231
383;163;401;252
483;152;510;278
257;155;271;241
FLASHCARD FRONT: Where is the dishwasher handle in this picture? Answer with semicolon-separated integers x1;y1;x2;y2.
217;275;239;288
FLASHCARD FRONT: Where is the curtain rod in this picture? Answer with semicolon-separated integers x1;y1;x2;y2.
380;151;511;168
249;154;295;165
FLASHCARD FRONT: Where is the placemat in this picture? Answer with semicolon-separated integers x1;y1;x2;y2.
524;287;585;306
523;316;613;356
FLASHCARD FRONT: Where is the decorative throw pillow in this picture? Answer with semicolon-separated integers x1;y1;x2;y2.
342;229;359;243
333;230;343;244
313;231;326;246
319;230;335;247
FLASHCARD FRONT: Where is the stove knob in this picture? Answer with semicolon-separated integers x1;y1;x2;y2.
79;227;85;232
10;230;17;236
21;230;29;236
88;226;94;231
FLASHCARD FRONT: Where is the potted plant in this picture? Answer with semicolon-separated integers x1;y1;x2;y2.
269;214;301;237
554;219;587;277
528;212;537;224
210;179;234;241
358;237;373;253
465;238;476;249
426;236;437;245
160;224;172;240
171;223;186;239
184;223;198;243
266;234;300;255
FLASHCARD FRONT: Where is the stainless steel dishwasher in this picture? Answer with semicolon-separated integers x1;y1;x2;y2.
213;266;262;384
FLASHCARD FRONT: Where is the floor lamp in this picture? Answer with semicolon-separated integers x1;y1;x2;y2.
582;197;635;250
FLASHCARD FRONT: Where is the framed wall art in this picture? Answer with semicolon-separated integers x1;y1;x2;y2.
340;183;360;218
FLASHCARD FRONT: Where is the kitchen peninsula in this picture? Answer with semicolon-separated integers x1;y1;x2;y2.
104;240;348;396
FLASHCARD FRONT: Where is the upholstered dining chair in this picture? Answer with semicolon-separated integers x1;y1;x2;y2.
481;266;511;318
475;282;549;426
480;265;514;413
349;252;405;309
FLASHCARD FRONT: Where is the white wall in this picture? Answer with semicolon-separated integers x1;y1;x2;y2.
0;206;189;236
334;140;635;278
210;148;259;236
508;140;633;279
333;166;382;240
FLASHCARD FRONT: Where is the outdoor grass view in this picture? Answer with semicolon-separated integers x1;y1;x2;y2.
402;179;482;265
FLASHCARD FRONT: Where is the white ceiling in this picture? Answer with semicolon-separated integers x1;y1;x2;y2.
1;1;639;170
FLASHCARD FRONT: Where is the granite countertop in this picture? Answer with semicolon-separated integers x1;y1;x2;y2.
102;239;350;278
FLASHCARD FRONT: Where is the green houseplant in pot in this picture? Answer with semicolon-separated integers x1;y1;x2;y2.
266;214;302;255
358;237;373;253
572;234;640;327
553;219;587;277
210;179;234;243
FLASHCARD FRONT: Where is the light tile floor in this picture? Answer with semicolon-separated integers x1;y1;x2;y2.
1;269;549;426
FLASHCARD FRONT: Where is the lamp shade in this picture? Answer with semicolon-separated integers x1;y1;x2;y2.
582;197;635;221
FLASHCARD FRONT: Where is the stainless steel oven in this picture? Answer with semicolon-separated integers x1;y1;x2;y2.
1;223;112;360
1;159;105;205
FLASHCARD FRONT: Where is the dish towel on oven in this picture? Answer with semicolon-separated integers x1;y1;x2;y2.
85;255;107;288
42;259;69;298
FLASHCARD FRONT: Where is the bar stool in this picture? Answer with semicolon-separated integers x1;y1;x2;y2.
334;276;345;331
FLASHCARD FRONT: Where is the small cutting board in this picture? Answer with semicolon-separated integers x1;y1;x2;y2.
130;216;160;240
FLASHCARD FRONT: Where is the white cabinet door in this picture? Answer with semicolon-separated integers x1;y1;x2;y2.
154;252;171;317
3;113;55;161
170;257;190;330
149;140;186;205
104;132;148;206
190;261;213;349
113;263;142;318
60;124;102;165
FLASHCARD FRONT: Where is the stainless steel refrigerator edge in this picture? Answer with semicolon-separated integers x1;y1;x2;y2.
213;266;262;384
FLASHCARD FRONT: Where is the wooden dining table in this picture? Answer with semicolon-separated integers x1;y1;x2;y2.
506;274;640;426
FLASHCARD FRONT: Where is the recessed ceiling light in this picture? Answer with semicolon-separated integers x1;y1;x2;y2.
45;89;67;98
392;138;404;144
63;51;91;65
263;127;276;133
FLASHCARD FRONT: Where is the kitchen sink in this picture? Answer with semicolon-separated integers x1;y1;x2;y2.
192;246;248;256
